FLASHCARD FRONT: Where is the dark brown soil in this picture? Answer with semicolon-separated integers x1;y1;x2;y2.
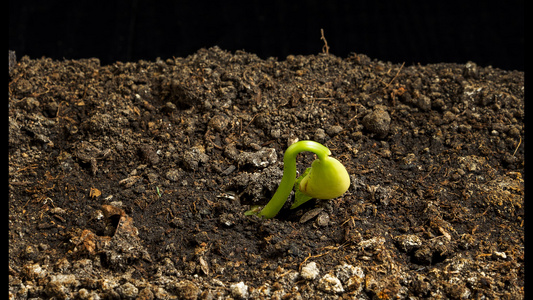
9;47;523;299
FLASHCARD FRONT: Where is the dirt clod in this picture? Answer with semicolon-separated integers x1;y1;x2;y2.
362;107;391;138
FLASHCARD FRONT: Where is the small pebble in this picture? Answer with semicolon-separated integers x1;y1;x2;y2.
300;262;320;280
326;125;343;136
318;274;344;294
315;212;330;227
230;282;249;299
313;128;327;142
165;169;180;181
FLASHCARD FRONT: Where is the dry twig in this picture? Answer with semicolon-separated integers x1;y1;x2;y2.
320;29;330;54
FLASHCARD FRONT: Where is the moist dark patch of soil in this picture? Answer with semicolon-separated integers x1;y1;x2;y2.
9;47;523;299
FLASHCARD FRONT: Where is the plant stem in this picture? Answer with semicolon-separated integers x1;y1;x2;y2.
258;140;331;219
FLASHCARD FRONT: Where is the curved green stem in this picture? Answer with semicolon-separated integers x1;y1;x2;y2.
258;141;330;219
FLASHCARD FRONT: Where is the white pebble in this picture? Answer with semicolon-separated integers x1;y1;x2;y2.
300;262;320;280
230;281;249;299
318;274;344;294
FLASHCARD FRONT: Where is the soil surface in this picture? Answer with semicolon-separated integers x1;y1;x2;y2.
9;47;523;299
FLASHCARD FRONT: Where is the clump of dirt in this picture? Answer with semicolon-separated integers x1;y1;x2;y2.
9;47;523;299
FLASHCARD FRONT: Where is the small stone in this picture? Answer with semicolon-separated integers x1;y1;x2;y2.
147;172;159;183
417;95;432;111
219;213;235;227
250;283;272;298
182;147;209;170
137;288;154;300
508;126;521;138
22;245;39;261
117;282;139;299
222;165;236;175
22;263;47;280
230;282;249;299
414;246;433;265
270;128;281;138
335;264;365;293
300;262;320;280
46;274;79;298
326;125;343;136
315;212;330;227
16;78;33;94
235;147;277;168
163;101;177;112
175;280;199;300
318;274;344;294
334;264;357;283
100;277;120;291
139;145;160;165
463;61;479;79
23;97;40;111
45;101;59;117
313;128;327;142
76;289;91;299
395;234;423;252
359;236;386;251
165;169;180;181
208;114;230;132
153;287;173;299
442;111;456;123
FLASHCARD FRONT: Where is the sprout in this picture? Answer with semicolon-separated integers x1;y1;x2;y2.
247;140;350;219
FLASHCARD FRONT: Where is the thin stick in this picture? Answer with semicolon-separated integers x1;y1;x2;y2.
320;29;329;54
384;62;405;89
513;136;522;157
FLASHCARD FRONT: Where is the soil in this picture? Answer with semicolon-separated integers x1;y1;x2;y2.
9;47;523;299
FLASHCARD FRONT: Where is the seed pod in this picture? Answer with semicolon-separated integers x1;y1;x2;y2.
299;156;350;199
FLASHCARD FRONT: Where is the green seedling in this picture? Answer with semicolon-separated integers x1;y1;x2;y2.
247;140;350;219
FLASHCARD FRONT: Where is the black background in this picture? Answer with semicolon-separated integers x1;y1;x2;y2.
9;0;524;71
